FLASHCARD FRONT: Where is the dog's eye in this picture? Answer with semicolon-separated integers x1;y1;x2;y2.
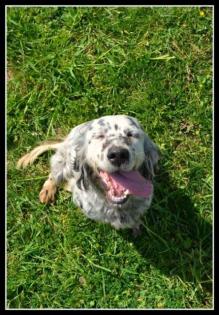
127;131;139;138
127;131;133;137
96;134;105;139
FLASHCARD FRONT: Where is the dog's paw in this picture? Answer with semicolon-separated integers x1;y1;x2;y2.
39;187;56;204
132;226;142;238
39;184;57;204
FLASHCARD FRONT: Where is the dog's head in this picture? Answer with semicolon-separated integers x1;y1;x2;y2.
69;115;159;205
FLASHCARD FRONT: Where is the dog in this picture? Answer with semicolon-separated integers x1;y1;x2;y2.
17;115;159;234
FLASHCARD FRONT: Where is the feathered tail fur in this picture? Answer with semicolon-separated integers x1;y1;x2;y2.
17;141;62;169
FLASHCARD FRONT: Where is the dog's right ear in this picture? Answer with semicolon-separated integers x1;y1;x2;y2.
50;121;93;185
66;121;93;171
66;121;95;190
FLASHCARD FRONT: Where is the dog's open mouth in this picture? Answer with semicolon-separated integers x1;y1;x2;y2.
99;170;153;204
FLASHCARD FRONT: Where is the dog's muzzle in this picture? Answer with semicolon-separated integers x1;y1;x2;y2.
107;146;129;167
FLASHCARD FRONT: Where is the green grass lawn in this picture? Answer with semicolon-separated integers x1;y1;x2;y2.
7;6;213;309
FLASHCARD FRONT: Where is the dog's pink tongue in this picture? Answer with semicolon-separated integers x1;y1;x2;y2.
110;171;153;198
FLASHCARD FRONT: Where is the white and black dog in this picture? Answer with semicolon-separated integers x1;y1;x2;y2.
17;115;159;234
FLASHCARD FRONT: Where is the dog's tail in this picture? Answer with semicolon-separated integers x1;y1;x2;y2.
17;141;62;169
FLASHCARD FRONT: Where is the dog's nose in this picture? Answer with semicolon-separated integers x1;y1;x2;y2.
107;147;129;166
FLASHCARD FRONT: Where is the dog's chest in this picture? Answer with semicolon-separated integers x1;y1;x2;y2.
71;184;152;229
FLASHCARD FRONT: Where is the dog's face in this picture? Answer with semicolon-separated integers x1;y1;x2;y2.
85;115;146;173
72;115;159;205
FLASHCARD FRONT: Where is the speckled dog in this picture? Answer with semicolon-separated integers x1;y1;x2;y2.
17;115;159;234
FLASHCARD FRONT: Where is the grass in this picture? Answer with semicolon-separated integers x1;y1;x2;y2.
7;6;213;309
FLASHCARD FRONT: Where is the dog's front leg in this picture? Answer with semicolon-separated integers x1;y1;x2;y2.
39;173;58;204
39;142;74;204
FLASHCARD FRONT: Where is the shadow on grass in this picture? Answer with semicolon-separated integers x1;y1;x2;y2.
118;164;212;293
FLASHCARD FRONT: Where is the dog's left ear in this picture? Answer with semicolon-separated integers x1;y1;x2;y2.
143;134;160;178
